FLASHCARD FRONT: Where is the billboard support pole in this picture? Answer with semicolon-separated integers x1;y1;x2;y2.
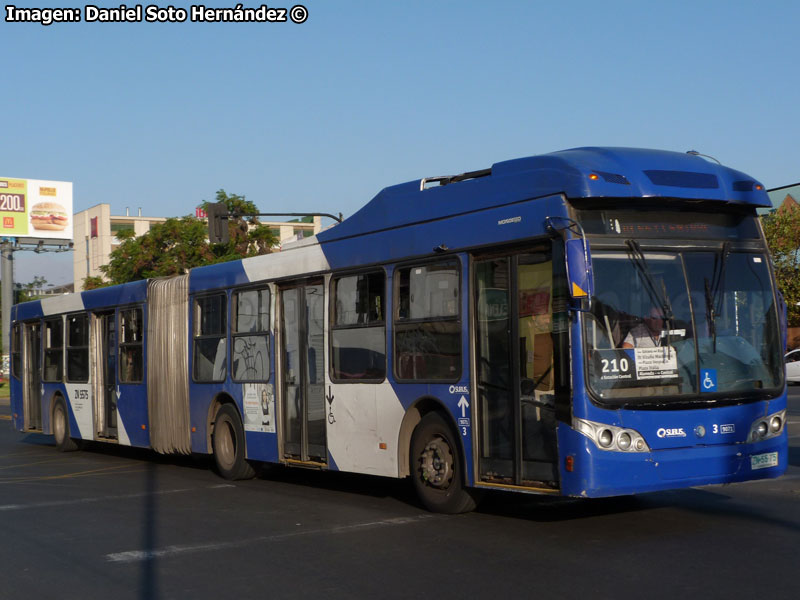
1;241;13;362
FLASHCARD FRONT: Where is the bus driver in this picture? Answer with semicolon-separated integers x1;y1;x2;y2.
622;306;666;349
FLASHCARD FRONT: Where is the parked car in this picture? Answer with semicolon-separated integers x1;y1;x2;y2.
785;349;800;383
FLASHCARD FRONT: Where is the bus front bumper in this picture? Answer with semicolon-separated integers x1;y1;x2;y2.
557;425;788;498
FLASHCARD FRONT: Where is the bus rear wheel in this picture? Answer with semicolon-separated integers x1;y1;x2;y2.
212;404;256;480
53;399;79;452
410;412;480;514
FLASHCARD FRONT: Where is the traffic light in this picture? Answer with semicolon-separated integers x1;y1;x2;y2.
206;202;229;244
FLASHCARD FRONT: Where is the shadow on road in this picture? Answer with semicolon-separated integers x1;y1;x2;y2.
476;490;648;521
19;432;212;472
789;445;800;467
139;461;159;600
15;433;800;529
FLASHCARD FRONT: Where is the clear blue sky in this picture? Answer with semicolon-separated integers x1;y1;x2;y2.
2;0;799;285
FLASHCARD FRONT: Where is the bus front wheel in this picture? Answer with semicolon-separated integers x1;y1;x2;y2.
53;399;79;452
212;404;256;480
410;412;479;514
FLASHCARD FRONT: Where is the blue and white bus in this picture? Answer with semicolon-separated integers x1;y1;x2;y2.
9;147;788;513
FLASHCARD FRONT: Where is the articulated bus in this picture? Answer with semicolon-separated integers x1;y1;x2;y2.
9;147;788;513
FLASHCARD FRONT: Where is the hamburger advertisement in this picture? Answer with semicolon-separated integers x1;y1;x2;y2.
0;177;73;240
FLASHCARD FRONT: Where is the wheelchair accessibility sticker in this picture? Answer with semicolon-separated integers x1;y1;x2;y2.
701;369;717;392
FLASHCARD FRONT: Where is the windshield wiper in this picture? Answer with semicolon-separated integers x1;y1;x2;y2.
711;241;731;315
704;278;717;352
704;241;731;354
661;278;674;352
626;240;675;353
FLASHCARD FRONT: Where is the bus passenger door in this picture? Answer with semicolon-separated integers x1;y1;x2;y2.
280;281;326;464
22;322;42;430
473;251;559;488
92;312;117;439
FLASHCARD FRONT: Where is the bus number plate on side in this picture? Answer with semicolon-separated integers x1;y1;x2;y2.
750;452;778;470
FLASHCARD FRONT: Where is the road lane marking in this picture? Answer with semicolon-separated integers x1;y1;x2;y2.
0;468;147;484
0;449;58;458
0;457;82;470
106;514;438;563
0;483;235;511
0;464;145;484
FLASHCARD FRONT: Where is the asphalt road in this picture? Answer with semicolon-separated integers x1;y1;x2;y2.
1;394;799;600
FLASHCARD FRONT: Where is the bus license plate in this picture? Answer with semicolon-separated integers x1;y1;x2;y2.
750;452;778;470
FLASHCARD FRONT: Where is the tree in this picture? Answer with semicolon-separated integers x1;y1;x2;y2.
0;276;48;355
87;190;278;287
98;217;215;285
0;276;48;304
82;275;107;291
15;275;48;303
761;205;800;326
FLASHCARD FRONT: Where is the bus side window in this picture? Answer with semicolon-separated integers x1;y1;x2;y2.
66;314;89;383
394;261;461;381
193;294;227;382
43;318;64;382
231;288;270;382
331;272;386;381
119;308;144;383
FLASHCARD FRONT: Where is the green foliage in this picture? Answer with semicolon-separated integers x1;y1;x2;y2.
3;275;49;303
99;217;214;284
82;275;108;290
94;189;278;286
1;277;48;353
761;208;800;326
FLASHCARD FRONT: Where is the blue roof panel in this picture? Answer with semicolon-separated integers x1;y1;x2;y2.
318;147;768;244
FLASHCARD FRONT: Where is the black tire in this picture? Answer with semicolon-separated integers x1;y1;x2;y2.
410;412;480;514
212;404;256;480
53;399;79;452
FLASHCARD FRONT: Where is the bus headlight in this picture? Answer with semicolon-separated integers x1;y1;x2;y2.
770;416;782;433
749;410;786;442
599;429;613;448
573;418;650;453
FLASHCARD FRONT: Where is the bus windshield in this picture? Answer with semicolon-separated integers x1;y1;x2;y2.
585;249;782;404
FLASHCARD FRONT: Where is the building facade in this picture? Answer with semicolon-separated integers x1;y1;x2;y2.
73;205;167;292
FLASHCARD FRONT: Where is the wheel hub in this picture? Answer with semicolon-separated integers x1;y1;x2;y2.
418;435;454;489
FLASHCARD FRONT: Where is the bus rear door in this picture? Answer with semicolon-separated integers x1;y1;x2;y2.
92;311;118;439
279;280;327;464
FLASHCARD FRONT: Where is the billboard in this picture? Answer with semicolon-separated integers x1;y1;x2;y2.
0;177;73;241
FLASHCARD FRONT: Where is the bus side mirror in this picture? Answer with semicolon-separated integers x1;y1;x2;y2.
565;238;594;300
